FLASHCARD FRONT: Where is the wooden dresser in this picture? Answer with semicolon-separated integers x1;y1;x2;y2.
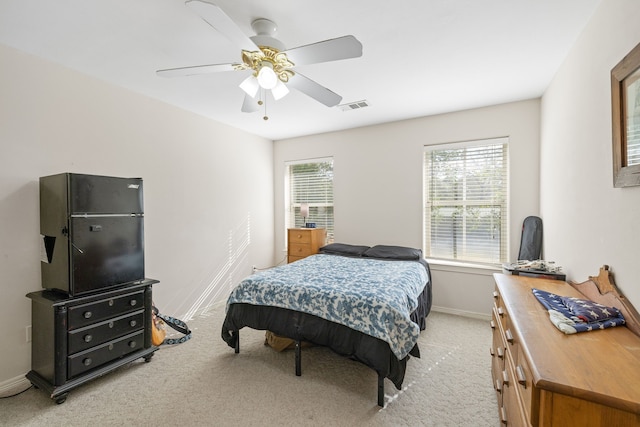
491;270;640;426
287;228;326;263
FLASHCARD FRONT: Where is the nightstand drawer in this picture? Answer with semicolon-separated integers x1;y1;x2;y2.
68;310;145;354
67;290;144;330
288;229;312;244
289;242;315;258
67;330;145;378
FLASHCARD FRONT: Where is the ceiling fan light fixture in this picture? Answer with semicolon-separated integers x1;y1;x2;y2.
239;75;260;98
271;79;290;100
257;63;278;89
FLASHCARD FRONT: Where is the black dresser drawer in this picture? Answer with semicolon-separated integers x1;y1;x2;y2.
67;310;145;354
67;290;144;329
67;330;145;378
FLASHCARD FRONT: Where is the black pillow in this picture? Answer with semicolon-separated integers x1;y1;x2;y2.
319;243;370;257
363;245;422;260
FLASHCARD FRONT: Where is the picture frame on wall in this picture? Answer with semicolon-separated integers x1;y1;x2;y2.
611;41;640;188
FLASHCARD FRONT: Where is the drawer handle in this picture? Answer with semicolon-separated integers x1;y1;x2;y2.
502;369;509;387
128;340;137;348
505;329;514;344
497;347;504;359
108;299;114;306
83;357;92;366
493;291;499;299
83;334;93;343
83;311;92;319
297;234;302;238
516;365;527;387
500;406;508;425
495;379;502;393
130;320;137;327
129;299;137;306
490;320;496;330
490;347;495;357
108;321;114;328
497;307;505;317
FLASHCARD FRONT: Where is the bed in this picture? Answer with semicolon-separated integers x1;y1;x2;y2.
220;243;432;407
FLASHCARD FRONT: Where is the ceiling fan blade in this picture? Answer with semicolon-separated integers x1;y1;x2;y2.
156;63;237;77
186;0;259;52
241;93;260;113
287;73;342;107
283;35;363;66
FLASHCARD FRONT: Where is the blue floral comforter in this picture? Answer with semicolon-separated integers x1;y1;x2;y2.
226;254;429;359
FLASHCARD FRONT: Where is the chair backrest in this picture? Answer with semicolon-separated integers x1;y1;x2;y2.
518;216;543;261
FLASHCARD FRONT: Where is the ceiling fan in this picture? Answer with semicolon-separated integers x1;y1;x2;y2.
157;0;363;118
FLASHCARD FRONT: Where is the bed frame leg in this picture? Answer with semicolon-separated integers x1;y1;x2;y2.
377;375;385;407
295;340;301;376
234;331;240;354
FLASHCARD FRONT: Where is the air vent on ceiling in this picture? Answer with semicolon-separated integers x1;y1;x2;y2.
339;100;370;111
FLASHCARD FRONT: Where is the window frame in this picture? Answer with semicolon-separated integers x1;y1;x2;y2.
423;137;509;266
284;157;335;244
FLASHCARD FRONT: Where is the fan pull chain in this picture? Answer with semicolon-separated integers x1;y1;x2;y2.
263;90;269;121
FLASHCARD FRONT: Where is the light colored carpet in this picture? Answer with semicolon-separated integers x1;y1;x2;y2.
1;304;499;426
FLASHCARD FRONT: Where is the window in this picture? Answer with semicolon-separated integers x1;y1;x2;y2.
285;158;334;242
423;138;508;265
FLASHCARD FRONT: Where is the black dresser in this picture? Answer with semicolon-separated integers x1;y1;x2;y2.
26;280;158;404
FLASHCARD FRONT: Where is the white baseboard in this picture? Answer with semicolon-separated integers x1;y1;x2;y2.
431;305;491;321
0;374;31;397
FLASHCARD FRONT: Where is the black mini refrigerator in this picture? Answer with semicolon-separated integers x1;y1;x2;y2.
40;173;145;296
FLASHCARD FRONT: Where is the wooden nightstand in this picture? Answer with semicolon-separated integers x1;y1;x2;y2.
287;228;326;263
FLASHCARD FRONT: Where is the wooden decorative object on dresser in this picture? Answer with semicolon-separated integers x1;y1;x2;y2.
287;228;326;263
491;266;640;426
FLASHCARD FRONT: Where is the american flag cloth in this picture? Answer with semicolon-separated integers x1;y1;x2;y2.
532;288;626;334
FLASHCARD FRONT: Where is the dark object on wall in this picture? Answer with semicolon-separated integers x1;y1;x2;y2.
518;216;543;261
39;173;145;296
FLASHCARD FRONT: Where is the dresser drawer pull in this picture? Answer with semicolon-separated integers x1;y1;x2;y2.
490;320;496;330
83;357;92;367
490;347;495;357
497;307;505;317
108;321;114;328
500;406;508;425
108;299;114;306
130;320;137;327
129;299;137;306
495;379;502;393
128;340;137;348
505;329;514;344
83;334;93;343
83;311;92;319
497;347;504;359
502;369;509;387
516;365;527;387
493;291;499;299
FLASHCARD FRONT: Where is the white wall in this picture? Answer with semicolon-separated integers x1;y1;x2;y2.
274;99;541;318
540;0;640;307
0;44;274;387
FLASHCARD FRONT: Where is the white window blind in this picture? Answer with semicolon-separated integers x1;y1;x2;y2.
423;138;508;264
285;158;334;242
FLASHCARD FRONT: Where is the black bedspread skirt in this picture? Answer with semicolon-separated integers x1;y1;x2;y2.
221;276;432;390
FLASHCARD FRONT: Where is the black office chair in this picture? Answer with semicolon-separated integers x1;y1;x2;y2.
518;216;543;261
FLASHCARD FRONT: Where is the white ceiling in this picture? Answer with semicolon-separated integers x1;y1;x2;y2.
0;0;601;141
